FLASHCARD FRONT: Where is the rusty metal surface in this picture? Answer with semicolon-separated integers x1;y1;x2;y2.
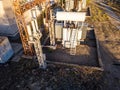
12;0;46;55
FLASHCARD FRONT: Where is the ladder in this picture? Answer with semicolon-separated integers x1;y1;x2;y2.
70;29;77;55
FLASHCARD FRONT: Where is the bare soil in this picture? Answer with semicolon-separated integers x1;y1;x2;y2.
0;0;120;90
0;60;104;90
45;44;98;67
87;0;120;89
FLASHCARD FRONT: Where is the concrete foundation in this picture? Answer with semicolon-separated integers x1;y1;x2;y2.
0;36;14;63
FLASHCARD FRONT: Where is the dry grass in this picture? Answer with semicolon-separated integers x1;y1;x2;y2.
87;0;120;60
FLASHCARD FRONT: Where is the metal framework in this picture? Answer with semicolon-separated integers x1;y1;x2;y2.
12;0;46;55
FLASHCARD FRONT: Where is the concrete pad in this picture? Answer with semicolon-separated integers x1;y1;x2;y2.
45;44;98;67
11;55;21;62
11;43;23;62
21;55;33;60
11;43;23;54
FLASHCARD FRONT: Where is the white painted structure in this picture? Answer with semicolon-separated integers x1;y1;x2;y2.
78;1;82;11
64;0;87;11
62;28;78;48
56;11;87;55
24;6;42;23
56;12;86;47
82;0;86;9
55;22;63;40
26;19;46;69
26;9;46;68
56;12;86;21
77;22;84;40
65;0;74;11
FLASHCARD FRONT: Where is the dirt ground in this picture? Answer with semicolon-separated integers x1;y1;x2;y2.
46;44;98;66
0;0;120;90
95;20;120;60
0;60;104;90
87;0;120;89
44;27;98;67
89;0;120;61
